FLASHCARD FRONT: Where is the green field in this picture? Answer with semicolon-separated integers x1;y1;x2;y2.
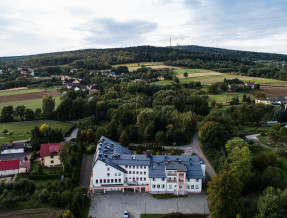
0;120;74;144
152;70;287;85
173;68;214;75
0;96;61;111
207;91;254;106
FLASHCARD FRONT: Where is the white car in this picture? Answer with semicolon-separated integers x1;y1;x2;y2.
124;210;129;218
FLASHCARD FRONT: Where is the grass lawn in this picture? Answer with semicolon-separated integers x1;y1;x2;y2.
0;88;43;96
151;194;188;199
257;135;287;151
0;120;74;144
32;179;62;187
0;96;61;111
173;69;214;75
207;91;254;106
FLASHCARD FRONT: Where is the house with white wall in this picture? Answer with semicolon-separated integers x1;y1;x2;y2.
1;142;26;154
0;160;20;176
90;136;205;195
39;143;62;167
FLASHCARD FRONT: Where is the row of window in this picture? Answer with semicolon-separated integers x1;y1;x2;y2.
152;178;165;181
95;178;122;184
152;184;165;189
128;171;146;175
125;165;146;169
152;184;200;190
128;177;146;181
106;172;121;177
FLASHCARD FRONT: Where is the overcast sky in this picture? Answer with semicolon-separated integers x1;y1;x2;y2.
0;0;287;57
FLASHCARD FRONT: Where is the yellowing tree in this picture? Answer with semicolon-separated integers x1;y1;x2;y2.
39;124;49;132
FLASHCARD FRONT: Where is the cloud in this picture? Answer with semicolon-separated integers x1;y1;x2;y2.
76;18;158;46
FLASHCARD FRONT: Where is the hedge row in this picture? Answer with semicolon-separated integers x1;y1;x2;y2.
28;173;72;180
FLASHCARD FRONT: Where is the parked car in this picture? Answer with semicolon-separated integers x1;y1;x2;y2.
124;210;129;218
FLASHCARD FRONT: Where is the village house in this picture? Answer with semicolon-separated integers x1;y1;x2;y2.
19;161;31;173
89;89;99;95
39;143;62;167
244;81;255;89
90;137;205;195
256;97;287;106
157;76;165;81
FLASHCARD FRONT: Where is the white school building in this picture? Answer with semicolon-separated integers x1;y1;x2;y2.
90;137;205;195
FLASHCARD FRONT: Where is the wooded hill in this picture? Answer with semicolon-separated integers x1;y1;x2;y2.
172;45;287;62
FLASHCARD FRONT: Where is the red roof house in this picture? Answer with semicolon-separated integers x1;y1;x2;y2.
39;143;62;167
40;143;62;157
0;160;20;176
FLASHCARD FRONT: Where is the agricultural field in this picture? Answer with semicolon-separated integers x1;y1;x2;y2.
207;91;254;106
0;120;74;144
152;68;287;86
112;62;181;72
0;88;61;111
260;87;287;97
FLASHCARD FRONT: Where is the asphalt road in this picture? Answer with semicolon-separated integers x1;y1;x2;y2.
79;154;94;187
64;128;78;143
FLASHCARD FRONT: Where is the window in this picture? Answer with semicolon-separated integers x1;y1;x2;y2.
133;171;135;174
107;173;110;177
137;177;139;181
129;166;131;169
140;172;142;175
144;172;146;175
144;178;146;181
111;179;114;183
100;179;102;183
152;185;156;188
152;178;155;181
137;166;139;169
107;179;110;183
188;179;190;182
119;179;121;183
50;155;54;158
115;179;117;183
133;166;135;169
144;166;146;169
179;185;182;189
107;167;110;171
140;166;142;169
136;171;139;174
162;184;165;189
96;180;98;184
162;178;165;181
191;185;194;189
187;185;190;189
119;173;121;176
115;173;117;176
195;185;199;189
157;185;160;188
169;184;172;189
196;179;199;182
51;160;54;164
125;165;128;168
129;171;131;174
104;179;106;183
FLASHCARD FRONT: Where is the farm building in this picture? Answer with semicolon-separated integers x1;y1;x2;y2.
0;142;32;155
40;143;62;167
0;160;20;176
19;161;31;173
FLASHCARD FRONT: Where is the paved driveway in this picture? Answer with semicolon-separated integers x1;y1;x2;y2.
88;192;209;218
79;154;93;187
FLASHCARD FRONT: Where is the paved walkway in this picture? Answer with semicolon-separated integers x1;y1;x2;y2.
89;192;209;218
245;134;275;150
64;128;78;143
79;154;94;187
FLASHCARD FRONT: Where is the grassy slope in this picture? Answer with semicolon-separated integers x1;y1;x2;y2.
0;96;61;111
112;62;164;67
0;120;74;144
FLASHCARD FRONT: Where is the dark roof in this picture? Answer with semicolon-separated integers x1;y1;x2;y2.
166;161;187;172
0;160;20;171
1;142;25;151
19;161;30;169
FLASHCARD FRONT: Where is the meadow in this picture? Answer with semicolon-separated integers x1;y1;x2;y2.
0;120;74;144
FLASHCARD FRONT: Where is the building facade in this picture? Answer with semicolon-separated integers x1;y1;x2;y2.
91;136;205;195
39;143;62;167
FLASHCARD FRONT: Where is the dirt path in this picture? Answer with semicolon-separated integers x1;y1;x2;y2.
0;91;60;103
245;134;276;151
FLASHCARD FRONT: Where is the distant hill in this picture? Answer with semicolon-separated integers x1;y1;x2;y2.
171;45;287;62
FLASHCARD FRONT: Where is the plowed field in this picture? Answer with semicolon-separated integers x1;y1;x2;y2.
260;87;287;97
0;91;60;103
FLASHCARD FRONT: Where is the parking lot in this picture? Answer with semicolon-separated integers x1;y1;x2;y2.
88;192;209;218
